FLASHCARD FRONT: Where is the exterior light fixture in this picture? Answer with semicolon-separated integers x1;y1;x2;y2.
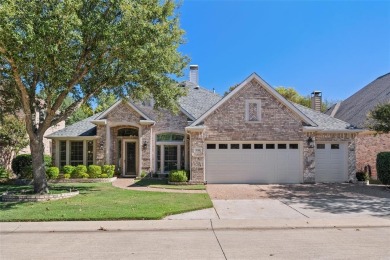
307;136;314;148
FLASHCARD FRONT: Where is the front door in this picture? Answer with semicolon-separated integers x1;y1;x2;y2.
124;141;137;176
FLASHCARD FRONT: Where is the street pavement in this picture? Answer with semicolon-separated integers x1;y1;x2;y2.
1;220;390;259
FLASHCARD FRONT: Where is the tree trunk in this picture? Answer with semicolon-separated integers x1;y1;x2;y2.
30;135;49;194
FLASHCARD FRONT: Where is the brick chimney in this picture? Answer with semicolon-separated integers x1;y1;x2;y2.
189;65;199;87
311;91;322;112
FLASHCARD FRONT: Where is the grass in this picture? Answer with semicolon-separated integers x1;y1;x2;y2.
134;178;206;190
0;182;212;221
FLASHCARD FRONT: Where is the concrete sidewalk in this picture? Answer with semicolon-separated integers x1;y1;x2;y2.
2;217;390;234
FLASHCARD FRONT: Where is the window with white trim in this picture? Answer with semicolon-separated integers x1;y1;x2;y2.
156;133;185;173
245;100;261;122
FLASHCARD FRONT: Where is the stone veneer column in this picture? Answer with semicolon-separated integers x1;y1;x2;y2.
141;126;152;172
95;125;106;165
303;136;315;183
347;140;356;182
51;140;57;167
189;132;205;183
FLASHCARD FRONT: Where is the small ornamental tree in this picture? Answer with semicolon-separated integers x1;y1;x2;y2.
367;103;390;133
0;115;29;171
0;0;188;193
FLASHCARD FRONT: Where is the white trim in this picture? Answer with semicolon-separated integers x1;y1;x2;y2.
190;73;317;127
96;99;152;121
140;120;155;125
90;119;107;125
65;140;70;165
303;127;363;133
185;126;205;132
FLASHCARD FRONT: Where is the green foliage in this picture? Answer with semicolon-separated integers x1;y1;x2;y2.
12;154;51;179
275;87;311;108
168;170;188;182
356;171;369;181
367;103;390;133
376;152;390;185
94;91;118;113
62;165;75;175
0;115;29;152
100;174;108;178
71;165;88;178
88;165;102;178
63;174;71;179
61;96;93;126
0;165;10;179
81;173;89;179
140;171;147;178
46;167;60;179
102;165;115;178
0;0;188;193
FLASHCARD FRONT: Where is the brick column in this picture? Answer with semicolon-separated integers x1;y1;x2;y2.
347;140;356;182
188;132;205;183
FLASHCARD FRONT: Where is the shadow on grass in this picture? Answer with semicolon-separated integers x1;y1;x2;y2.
261;183;390;217
131;178;167;187
0;183;103;211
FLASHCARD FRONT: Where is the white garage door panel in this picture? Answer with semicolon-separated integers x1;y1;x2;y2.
315;143;346;182
205;143;302;184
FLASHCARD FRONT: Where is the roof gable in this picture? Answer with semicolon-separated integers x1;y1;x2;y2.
96;99;151;120
327;72;390;128
190;73;317;127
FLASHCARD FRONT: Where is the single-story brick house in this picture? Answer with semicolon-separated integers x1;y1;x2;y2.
326;72;390;179
47;66;360;183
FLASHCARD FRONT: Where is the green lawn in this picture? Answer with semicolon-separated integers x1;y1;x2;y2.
134;178;206;190
0;183;212;221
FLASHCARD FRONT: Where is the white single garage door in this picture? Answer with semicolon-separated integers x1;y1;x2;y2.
315;143;347;182
205;142;302;184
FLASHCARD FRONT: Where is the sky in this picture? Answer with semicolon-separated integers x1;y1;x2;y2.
176;0;390;101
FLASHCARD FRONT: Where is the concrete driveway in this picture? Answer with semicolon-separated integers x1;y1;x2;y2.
165;183;390;220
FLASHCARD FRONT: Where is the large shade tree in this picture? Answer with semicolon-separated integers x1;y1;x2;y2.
0;0;188;193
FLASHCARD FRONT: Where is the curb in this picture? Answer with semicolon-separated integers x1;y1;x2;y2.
1;218;389;234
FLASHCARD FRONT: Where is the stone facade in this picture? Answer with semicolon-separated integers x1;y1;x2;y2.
355;132;390;179
204;80;304;141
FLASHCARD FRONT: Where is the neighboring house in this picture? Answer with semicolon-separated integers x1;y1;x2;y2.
326;72;390;179
47;66;360;184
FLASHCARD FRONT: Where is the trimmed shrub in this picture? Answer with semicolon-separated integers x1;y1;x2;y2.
88;165;102;178
102;165;115;178
12;154;52;179
356;171;369;181
168;170;188;182
12;154;32;178
63;174;71;179
72;165;88;178
377;152;390;185
62;165;75;175
81;173;89;179
100;173;108;178
140;171;147;178
0;166;9;179
46;167;59;179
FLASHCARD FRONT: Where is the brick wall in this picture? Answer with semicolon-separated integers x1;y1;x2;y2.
204;79;304;141
355;132;390;179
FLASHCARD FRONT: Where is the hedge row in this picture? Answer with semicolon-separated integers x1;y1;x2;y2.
54;165;115;179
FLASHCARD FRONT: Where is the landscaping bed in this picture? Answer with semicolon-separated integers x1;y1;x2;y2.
0;182;212;221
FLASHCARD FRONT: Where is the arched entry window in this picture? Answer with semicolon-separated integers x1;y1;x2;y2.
156;133;185;173
118;128;138;137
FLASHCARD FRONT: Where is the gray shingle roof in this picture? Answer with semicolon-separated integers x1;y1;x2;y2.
325;72;390;128
46;113;101;138
292;103;352;130
178;81;222;119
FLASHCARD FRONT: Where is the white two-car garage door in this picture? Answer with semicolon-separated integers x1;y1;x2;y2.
315;143;347;182
205;142;302;184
